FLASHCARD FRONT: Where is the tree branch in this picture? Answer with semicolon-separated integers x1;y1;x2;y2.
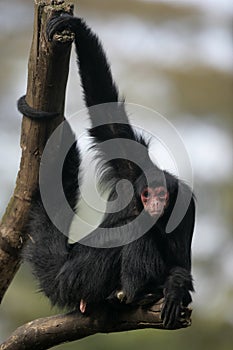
0;301;192;350
0;0;74;303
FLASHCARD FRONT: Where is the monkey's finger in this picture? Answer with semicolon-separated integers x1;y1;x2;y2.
161;299;170;320
168;303;182;329
164;303;177;329
162;302;174;328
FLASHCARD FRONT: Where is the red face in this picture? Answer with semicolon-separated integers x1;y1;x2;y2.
141;186;169;218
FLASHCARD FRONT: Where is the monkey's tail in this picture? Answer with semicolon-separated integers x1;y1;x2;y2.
23;127;81;308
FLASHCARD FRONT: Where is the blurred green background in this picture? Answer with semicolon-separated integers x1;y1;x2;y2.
0;0;232;349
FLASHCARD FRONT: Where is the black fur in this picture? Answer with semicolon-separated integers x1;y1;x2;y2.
17;95;59;120
22;14;195;329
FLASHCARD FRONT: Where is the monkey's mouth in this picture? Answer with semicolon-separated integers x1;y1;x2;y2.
149;210;163;217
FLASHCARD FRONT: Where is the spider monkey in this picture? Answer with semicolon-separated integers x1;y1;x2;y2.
19;14;195;329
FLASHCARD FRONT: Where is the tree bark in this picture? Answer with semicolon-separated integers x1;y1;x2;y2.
0;301;192;350
0;0;74;303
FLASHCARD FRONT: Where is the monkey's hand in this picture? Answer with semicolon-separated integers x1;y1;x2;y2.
162;267;193;328
161;289;192;329
161;291;183;329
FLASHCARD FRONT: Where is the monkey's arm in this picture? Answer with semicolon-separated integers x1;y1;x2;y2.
47;14;154;183
47;15;119;108
161;196;195;328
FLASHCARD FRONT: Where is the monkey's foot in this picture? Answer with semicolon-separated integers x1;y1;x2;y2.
116;291;161;305
116;290;126;302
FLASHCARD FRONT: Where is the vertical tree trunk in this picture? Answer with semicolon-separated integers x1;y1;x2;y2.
0;0;74;303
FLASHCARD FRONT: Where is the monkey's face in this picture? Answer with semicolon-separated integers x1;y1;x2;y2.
141;186;169;218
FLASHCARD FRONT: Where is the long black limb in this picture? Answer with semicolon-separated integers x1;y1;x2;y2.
47;15;119;107
47;15;139;139
47;14;154;182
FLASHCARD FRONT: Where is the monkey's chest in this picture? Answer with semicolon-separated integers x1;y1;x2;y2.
122;237;167;282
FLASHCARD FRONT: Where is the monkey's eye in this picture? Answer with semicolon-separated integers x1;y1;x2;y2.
142;189;151;198
158;191;166;198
